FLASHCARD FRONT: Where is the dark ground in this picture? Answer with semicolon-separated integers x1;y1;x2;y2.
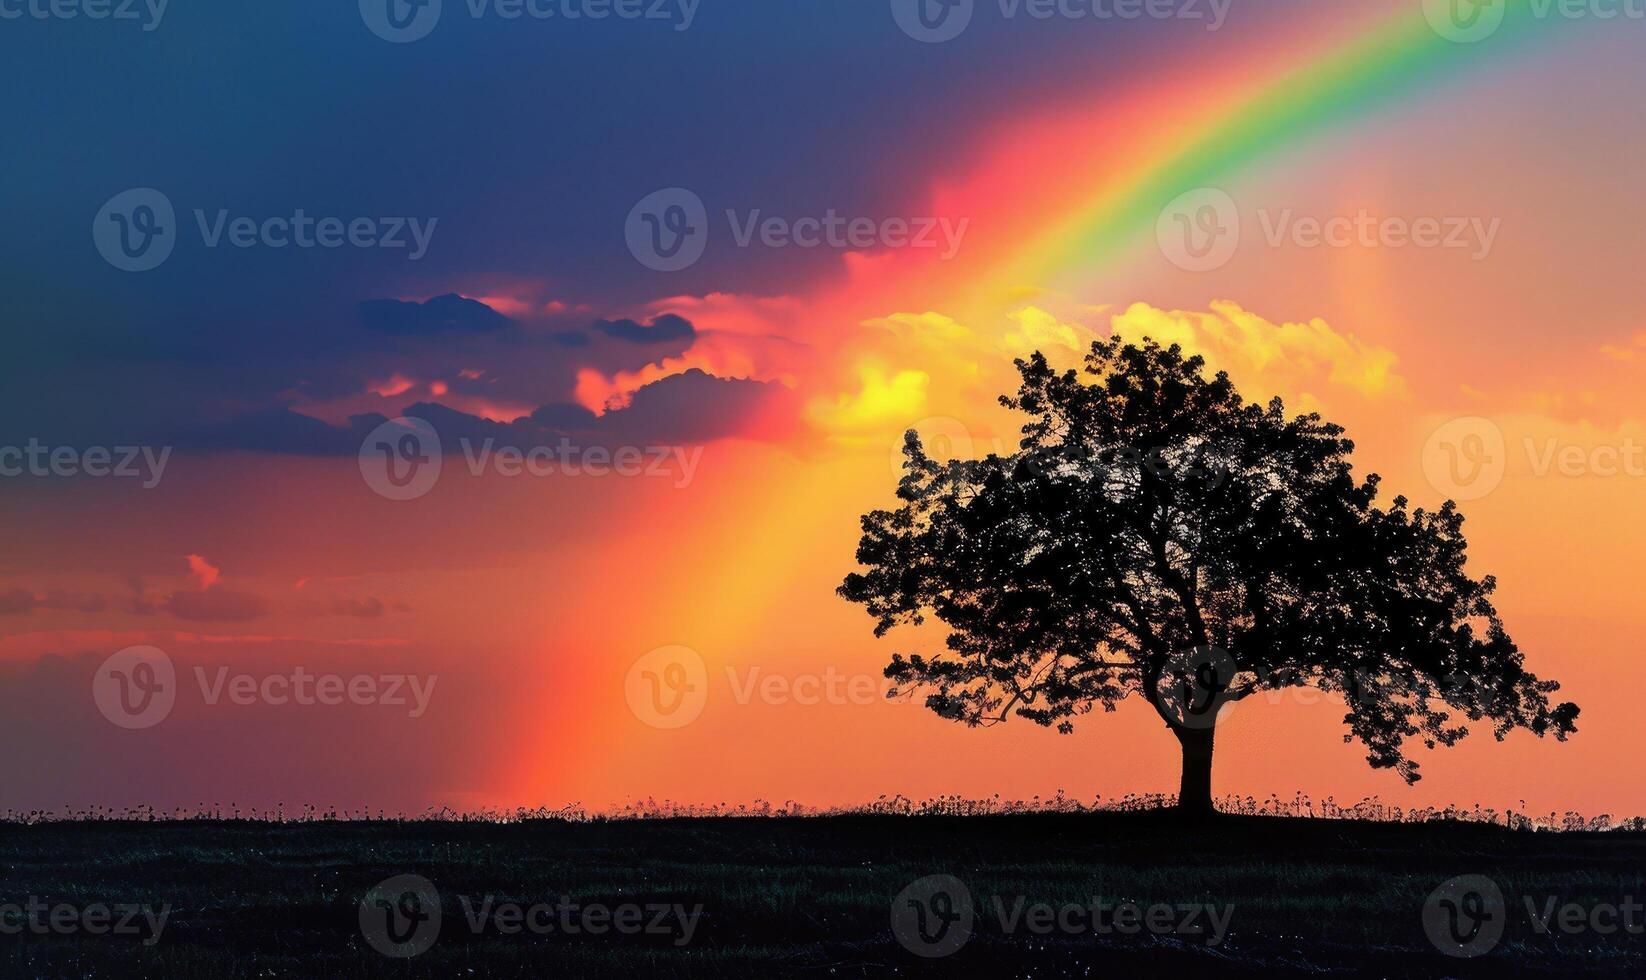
0;812;1640;977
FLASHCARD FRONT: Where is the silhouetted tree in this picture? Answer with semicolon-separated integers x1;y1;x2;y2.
841;339;1578;816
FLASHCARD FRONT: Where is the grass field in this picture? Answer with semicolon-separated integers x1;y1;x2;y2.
0;811;1641;977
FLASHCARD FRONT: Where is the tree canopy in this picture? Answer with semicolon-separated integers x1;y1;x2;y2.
841;338;1578;809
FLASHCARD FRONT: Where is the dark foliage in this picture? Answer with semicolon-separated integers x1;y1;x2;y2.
841;339;1578;792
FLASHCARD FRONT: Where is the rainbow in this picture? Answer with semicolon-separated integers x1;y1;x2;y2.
951;2;1558;309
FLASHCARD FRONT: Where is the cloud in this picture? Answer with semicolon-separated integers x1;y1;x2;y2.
593;314;696;345
1599;329;1646;366
596;370;797;445
0;589;109;615
181;369;792;457
329;596;387;618
179;408;379;455
1002;307;1088;355
401;370;794;448
807;364;930;432
359;294;514;335
529;403;600;430
186;554;220;590
164;587;267;622
40;591;108;613
0;589;36;615
1107;301;1408;404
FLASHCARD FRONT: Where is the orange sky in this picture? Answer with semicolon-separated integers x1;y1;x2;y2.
4;3;1644;818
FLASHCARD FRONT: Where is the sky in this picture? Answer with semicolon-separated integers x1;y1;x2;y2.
2;0;1644;817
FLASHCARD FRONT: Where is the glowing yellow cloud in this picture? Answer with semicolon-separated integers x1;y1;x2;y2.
807;364;930;433
862;311;972;345
1107;301;1408;403
1002;306;1088;356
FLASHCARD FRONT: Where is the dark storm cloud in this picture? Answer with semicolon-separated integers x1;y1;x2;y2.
0;1;1229;467
397;371;788;448
0;0;1270;466
530;403;600;429
168;370;787;457
596;370;794;445
179;409;380;456
359;294;514;335
594;314;695;346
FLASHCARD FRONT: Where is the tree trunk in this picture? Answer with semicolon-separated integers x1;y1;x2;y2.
1174;724;1216;817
